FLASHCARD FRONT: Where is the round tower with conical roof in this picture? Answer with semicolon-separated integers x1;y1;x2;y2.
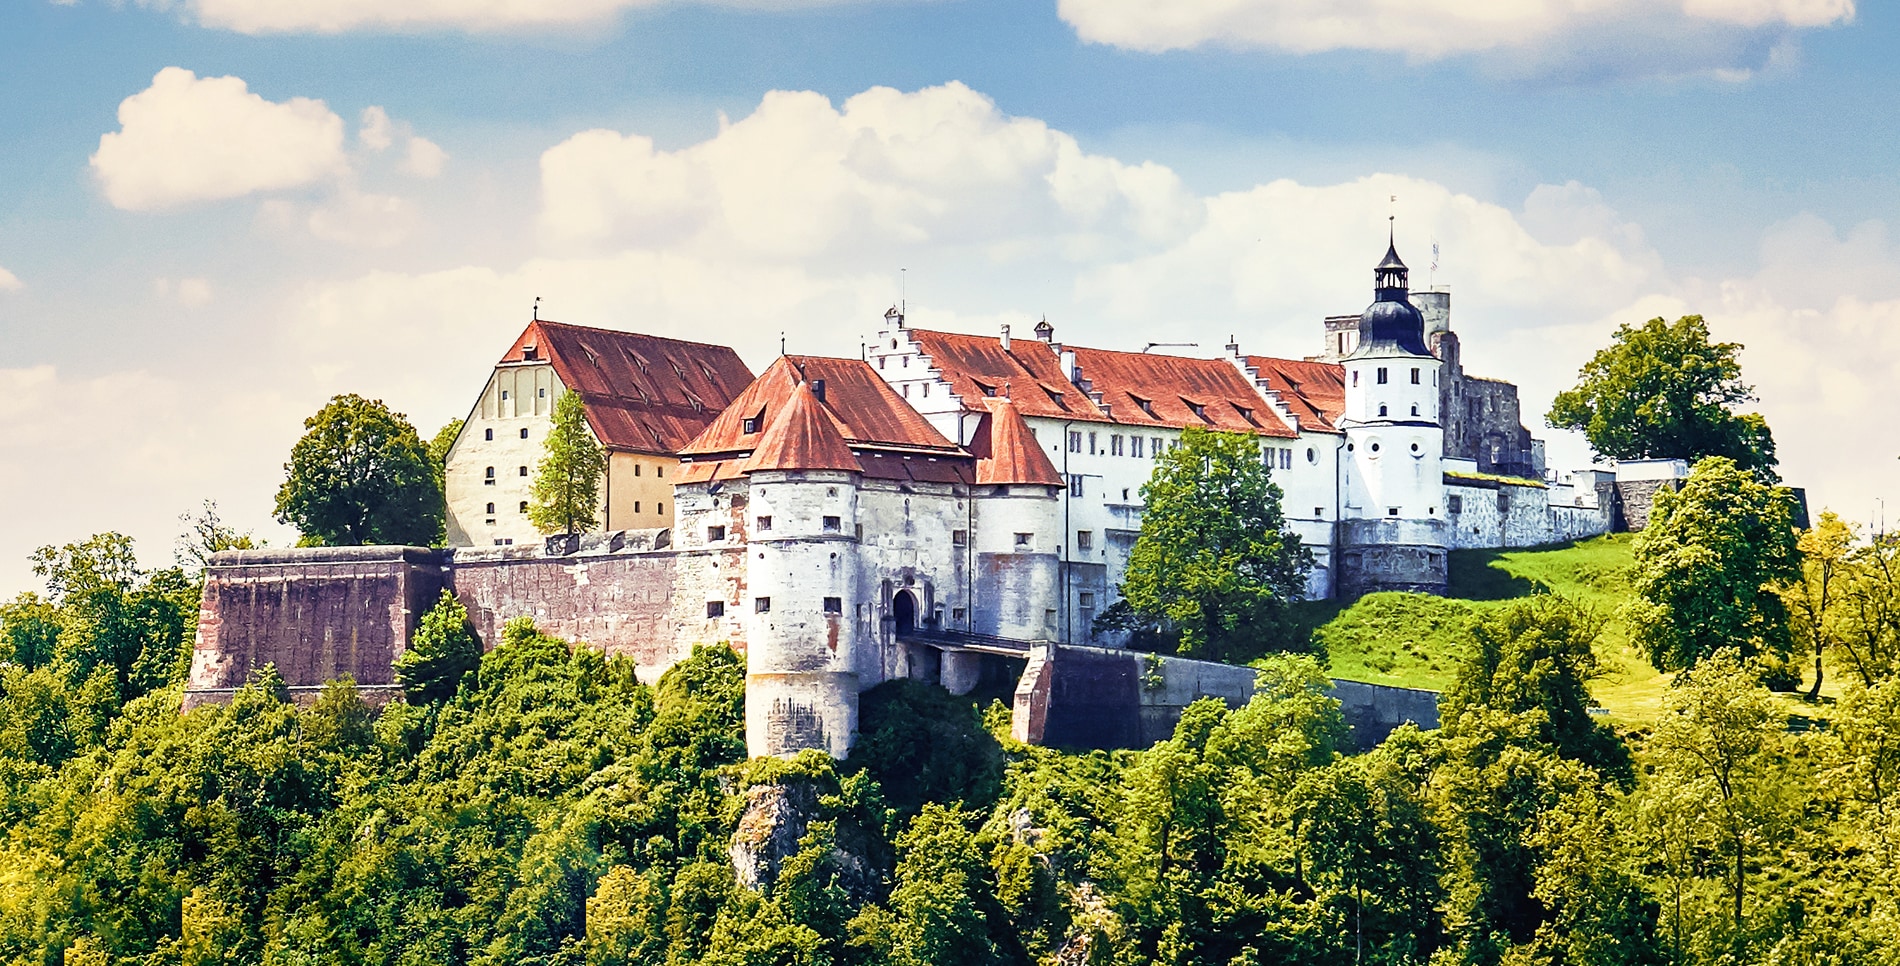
1336;232;1450;599
740;378;864;758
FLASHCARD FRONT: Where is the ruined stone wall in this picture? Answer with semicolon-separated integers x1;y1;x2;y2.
185;547;443;710
1435;331;1537;479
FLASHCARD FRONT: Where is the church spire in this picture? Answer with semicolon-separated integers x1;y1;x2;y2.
1375;218;1409;300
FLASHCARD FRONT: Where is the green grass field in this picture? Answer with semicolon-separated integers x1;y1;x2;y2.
1303;534;1840;724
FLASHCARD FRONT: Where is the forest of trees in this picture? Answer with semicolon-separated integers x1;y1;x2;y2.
3;521;1900;966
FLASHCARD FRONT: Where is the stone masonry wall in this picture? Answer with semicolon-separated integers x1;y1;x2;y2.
185;547;443;710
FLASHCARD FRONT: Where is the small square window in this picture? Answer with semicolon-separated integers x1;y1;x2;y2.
1077;530;1094;551
539;387;547;397
1014;532;1032;548
1079;592;1095;608
519;466;528;476
501;390;510;401
951;529;967;546
520;428;529;439
952;607;966;622
484;428;494;441
743;417;760;433
485;502;495;514
1449;495;1464;513
823;597;842;614
708;525;727;542
706;601;725;617
1315;506;1324;517
823;515;842;531
656;466;664;478
755;597;771;613
1388;507;1400;516
757;515;772;531
518;501;528;513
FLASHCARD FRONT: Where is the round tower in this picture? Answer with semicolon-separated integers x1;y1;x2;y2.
1338;230;1450;599
739;380;865;758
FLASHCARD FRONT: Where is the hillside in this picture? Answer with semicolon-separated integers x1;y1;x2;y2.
1306;534;1840;722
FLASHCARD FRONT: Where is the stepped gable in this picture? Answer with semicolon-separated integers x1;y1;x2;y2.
1243;355;1346;433
680;355;972;484
503;320;755;455
1070;346;1299;438
970;396;1063;486
739;380;860;474
905;328;1113;423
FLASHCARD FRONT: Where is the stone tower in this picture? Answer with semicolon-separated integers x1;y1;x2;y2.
1337;231;1450;599
739;380;864;758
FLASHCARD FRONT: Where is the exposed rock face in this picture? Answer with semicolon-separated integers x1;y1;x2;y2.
729;780;821;893
728;778;888;902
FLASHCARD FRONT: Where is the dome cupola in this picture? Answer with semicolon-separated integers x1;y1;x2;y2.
1353;224;1430;357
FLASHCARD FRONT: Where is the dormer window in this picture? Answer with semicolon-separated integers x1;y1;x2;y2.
627;349;648;372
521;346;538;360
975;380;997;397
1130;393;1155;418
742;408;765;434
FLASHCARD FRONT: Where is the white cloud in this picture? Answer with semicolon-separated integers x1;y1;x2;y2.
360;105;447;177
0;267;20;292
1056;0;1853;67
402;136;448;178
157;0;880;34
538;82;1201;261
359;105;395;151
154;276;215;305
91;67;347;211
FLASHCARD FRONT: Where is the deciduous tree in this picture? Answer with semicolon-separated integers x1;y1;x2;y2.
1119;427;1312;662
1628;457;1800;674
1548;315;1778;478
274;393;442;547
393;590;482;703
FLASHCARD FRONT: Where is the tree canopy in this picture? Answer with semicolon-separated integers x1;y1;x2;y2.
274;393;443;547
1116;426;1312;662
1547;315;1778;478
1628;456;1801;675
529;391;605;536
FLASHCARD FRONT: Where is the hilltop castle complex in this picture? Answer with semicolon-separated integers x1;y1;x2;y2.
188;238;1660;758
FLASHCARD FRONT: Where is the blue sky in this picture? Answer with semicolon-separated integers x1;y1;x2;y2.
1;0;1894;592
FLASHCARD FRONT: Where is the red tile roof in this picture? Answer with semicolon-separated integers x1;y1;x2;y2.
970;397;1063;487
1068;346;1299;439
739;381;859;474
904;329;1113;424
1242;356;1347;434
503;320;755;456
680;356;973;483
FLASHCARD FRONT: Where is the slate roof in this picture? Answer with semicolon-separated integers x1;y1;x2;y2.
502;320;755;456
969;397;1063;487
1242;356;1348;434
678;355;973;484
903;329;1114;424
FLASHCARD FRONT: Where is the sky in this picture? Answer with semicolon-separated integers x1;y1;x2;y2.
2;0;1897;594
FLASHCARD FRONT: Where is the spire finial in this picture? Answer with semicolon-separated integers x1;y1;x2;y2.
532;296;540;321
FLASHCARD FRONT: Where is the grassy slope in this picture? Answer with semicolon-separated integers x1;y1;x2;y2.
1301;534;1840;722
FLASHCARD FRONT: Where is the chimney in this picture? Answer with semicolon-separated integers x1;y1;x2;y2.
1061;349;1078;385
811;378;827;403
1000;324;1011;351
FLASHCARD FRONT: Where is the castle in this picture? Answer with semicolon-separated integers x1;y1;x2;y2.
187;238;1638;759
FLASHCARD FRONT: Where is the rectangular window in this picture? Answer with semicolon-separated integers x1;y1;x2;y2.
1068;431;1083;453
1155;437;1166;457
706;601;725;618
708;525;726;541
1111;434;1124;456
634;464;641;477
539;387;547;397
520;428;529;439
1411;367;1421;384
484;466;495;485
1079;592;1095;608
1014;532;1032;548
1068;475;1083;497
485;502;495;514
657;502;663;515
484;428;493;440
1281;448;1292;470
1077;530;1093;551
518;501;528;513
823;597;842;614
1131;436;1144;458
1352;371;1360;387
757;515;772;531
755;597;771;613
952;607;965;622
1388;507;1400;516
823;515;842;531
634;501;641;512
501;390;510;400
1088;431;1098;454
951;529;967;546
1377;367;1389;385
1448;495;1463;513
657;466;663;478
519;466;528;476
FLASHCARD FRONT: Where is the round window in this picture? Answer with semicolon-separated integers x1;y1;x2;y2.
1306;447;1318;464
1410;442;1421;453
1369;442;1381;453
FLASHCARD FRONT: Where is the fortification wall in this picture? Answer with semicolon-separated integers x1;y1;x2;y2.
1010;643;1441;752
446;548;700;676
1337;518;1449;599
185;547;443;710
1445;481;1609;551
1614;480;1678;531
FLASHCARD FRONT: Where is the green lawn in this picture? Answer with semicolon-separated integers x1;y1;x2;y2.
1304;534;1845;725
